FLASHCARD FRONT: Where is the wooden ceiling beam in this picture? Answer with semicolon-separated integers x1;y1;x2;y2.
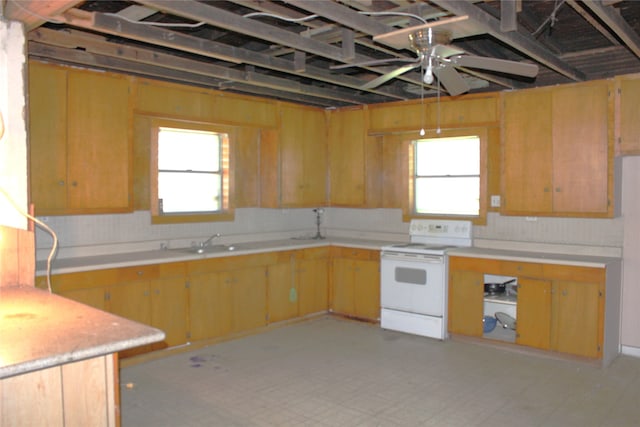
579;0;640;59
2;0;82;31
430;0;586;81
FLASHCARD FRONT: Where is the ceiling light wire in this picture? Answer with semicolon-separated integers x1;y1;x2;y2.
419;57;426;136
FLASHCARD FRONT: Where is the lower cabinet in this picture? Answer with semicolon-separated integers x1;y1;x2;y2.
448;255;611;361
330;247;380;322
36;245;369;359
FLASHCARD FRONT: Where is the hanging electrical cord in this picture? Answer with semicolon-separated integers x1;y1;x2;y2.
532;0;566;38
103;13;206;28
0;187;58;294
243;12;319;22
419;57;426;137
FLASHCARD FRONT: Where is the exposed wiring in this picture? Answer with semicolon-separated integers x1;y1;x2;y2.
243;12;319;23
532;0;566;38
0;187;58;294
103;12;206;28
244;10;427;25
358;11;427;25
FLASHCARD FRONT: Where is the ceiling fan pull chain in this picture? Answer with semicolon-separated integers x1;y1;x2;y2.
436;79;441;135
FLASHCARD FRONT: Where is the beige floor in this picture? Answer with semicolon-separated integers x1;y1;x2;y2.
120;316;640;427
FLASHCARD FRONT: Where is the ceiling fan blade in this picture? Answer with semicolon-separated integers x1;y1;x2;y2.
451;55;539;78
331;57;418;70
432;44;465;59
433;66;470;96
360;62;420;90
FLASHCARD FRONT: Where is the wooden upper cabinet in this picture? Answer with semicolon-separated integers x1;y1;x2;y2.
615;74;640;156
502;88;553;213
29;62;132;215
29;61;68;213
328;107;366;206
275;104;327;207
66;69;131;213
502;81;613;217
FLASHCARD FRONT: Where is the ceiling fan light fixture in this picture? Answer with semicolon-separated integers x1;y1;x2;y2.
423;58;434;84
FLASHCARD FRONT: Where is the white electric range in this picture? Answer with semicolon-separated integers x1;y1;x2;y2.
380;219;473;339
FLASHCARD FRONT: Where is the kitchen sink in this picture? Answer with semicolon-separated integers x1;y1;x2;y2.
177;244;239;254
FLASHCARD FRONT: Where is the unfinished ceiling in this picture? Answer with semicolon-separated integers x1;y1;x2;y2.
6;0;640;108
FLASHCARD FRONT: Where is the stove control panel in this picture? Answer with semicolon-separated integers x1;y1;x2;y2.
409;219;472;239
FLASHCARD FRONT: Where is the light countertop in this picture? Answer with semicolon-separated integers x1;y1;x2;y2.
36;237;622;276
448;246;620;268
36;237;394;276
0;285;165;379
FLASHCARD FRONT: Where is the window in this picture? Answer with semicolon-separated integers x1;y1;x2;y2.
412;133;482;217
150;120;233;223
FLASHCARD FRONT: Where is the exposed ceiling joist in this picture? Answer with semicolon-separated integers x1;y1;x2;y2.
430;0;586;81
2;0;82;30
11;1;640;107
580;0;640;59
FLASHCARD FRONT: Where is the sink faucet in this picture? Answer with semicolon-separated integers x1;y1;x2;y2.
198;233;221;248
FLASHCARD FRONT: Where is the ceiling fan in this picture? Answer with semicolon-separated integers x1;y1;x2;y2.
332;16;539;96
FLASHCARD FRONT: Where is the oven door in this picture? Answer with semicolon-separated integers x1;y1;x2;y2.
380;251;446;316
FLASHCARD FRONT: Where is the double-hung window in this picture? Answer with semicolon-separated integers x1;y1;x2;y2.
411;130;486;220
150;120;233;223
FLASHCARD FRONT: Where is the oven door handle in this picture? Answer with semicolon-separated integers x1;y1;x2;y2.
380;252;444;263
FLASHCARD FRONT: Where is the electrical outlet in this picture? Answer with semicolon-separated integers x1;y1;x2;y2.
490;195;501;208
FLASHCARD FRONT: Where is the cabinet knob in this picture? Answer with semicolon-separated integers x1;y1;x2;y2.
561;289;568;296
555;187;562;192
58;180;65;186
137;271;144;276
71;181;78;187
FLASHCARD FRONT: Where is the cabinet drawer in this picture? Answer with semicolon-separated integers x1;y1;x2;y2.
41;269;118;293
500;260;543;277
298;246;330;260
333;247;378;261
159;262;186;278
543;264;605;283
117;264;159;282
449;256;501;273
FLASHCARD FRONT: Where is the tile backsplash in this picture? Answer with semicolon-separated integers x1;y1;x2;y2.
35;207;623;260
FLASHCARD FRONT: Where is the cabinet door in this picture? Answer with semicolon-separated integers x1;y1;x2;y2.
298;257;329;316
551;83;610;214
267;260;298;323
59;287;107;312
279;104;327;206
108;281;151;325
189;272;233;341
228;267;267;333
516;277;551;350
150;276;188;348
28;62;68;214
328;108;366;206
617;76;640;155
502;89;553;214
66;70;131;212
331;258;355;315
353;259;380;321
551;280;602;358
448;270;484;336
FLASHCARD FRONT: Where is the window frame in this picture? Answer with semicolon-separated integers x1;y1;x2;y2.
406;127;488;225
150;118;235;224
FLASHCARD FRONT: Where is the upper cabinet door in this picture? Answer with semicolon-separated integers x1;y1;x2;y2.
615;75;640;156
28;62;68;213
279;104;327;207
552;82;610;214
67;70;131;212
328;108;366;206
502;88;554;214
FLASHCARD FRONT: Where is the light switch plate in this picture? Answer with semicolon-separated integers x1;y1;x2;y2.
490;195;501;208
